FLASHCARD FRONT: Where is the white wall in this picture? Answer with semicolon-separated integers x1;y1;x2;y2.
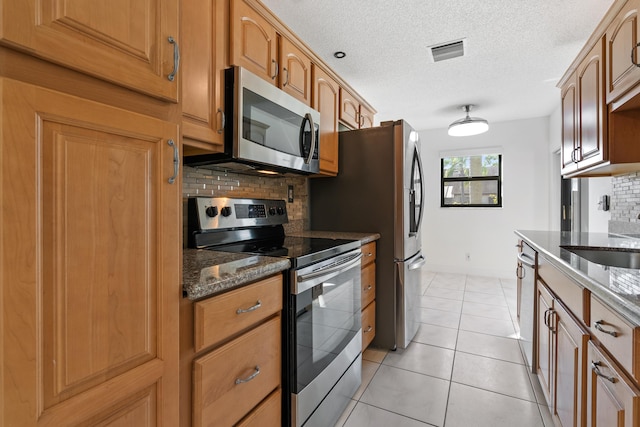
419;117;551;278
548;105;562;231
586;177;612;232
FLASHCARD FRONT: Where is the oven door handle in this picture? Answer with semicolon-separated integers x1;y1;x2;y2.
297;252;363;283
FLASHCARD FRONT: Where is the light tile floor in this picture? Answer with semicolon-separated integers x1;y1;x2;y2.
334;271;554;427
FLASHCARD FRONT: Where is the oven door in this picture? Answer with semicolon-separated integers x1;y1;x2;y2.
291;249;362;426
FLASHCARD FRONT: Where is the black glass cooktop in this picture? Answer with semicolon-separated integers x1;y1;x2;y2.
207;236;360;269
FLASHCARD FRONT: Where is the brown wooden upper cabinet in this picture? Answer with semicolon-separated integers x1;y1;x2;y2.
313;65;340;176
181;0;227;153
231;0;312;106
606;0;640;103
340;87;374;129
560;38;607;177
0;0;180;102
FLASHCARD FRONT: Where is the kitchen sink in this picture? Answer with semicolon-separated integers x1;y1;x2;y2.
561;246;640;269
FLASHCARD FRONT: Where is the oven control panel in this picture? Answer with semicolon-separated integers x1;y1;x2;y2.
188;197;288;231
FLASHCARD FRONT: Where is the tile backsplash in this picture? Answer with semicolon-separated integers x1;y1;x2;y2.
182;166;309;233
609;171;640;234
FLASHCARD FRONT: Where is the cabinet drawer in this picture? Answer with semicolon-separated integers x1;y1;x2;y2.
193;316;281;427
587;341;640;427
362;301;376;350
361;241;376;266
538;256;586;321
237;388;281;427
361;262;376;308
590;296;640;381
194;275;283;351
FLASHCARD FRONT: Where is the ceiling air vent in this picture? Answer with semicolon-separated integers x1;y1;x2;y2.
428;39;466;62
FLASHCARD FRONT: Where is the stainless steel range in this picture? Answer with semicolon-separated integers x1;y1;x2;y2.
187;197;363;427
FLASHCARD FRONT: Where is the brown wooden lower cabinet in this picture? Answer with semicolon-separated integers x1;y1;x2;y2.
537;280;590;427
360;241;377;350
586;341;640;427
533;253;640;427
181;274;283;427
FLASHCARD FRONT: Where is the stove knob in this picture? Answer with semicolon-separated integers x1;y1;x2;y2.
268;207;277;216
221;206;232;217
205;206;218;218
277;206;285;215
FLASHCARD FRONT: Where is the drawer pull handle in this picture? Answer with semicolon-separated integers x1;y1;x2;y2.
235;366;260;384
591;361;616;383
236;300;262;314
366;252;373;257
594;320;618;337
364;325;373;332
364;285;372;291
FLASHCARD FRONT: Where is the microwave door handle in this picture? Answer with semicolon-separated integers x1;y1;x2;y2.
303;113;316;165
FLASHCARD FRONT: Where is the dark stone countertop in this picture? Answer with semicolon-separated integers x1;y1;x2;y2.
182;249;290;300
182;231;378;300
287;230;380;245
515;230;640;326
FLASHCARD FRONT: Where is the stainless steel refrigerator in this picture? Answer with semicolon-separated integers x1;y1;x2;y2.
310;120;425;350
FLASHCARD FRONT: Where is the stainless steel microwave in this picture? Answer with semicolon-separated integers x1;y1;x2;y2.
184;66;320;175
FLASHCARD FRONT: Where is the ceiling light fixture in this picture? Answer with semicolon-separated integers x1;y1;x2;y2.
448;105;489;137
333;51;346;59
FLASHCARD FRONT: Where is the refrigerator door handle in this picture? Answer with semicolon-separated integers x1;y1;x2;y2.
408;256;426;270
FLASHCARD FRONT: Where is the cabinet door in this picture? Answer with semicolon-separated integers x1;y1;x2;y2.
1;78;179;426
561;75;579;175
554;302;589;427
537;283;555;405
0;0;179;102
360;104;375;129
280;36;312;105
313;66;340;175
606;0;640;103
586;341;640;427
181;0;226;152
577;39;607;171
339;87;361;129
231;0;278;84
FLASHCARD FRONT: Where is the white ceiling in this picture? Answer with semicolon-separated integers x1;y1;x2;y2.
261;0;615;131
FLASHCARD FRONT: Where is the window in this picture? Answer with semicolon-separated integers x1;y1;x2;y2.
441;153;502;207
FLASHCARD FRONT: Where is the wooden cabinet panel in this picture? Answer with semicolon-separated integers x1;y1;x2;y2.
313;65;340;176
362;301;376;350
361;241;377;267
181;0;226;152
578;39;607;169
606;0;640;103
561;76;579;175
194;275;283;352
1;78;179;425
586;341;640;427
237;389;282;427
360;104;375;129
280;36;312;105
554;301;589;427
339;87;361;129
537;282;555;405
361;262;376;309
193;316;281;427
538;254;586;321
0;0;179;102
231;0;278;84
590;296;640;382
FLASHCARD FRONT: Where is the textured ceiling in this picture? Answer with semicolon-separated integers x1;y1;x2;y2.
261;0;615;131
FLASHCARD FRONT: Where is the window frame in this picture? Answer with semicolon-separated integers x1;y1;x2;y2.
440;154;503;208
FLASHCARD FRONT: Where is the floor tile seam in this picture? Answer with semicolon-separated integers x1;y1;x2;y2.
458;311;514;322
453;348;526;366
460;299;509;307
352;401;440;427
423;295;464;302
420;306;464;317
376;360;454;382
456;325;517;340
449;380;539;404
441;319;463;427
